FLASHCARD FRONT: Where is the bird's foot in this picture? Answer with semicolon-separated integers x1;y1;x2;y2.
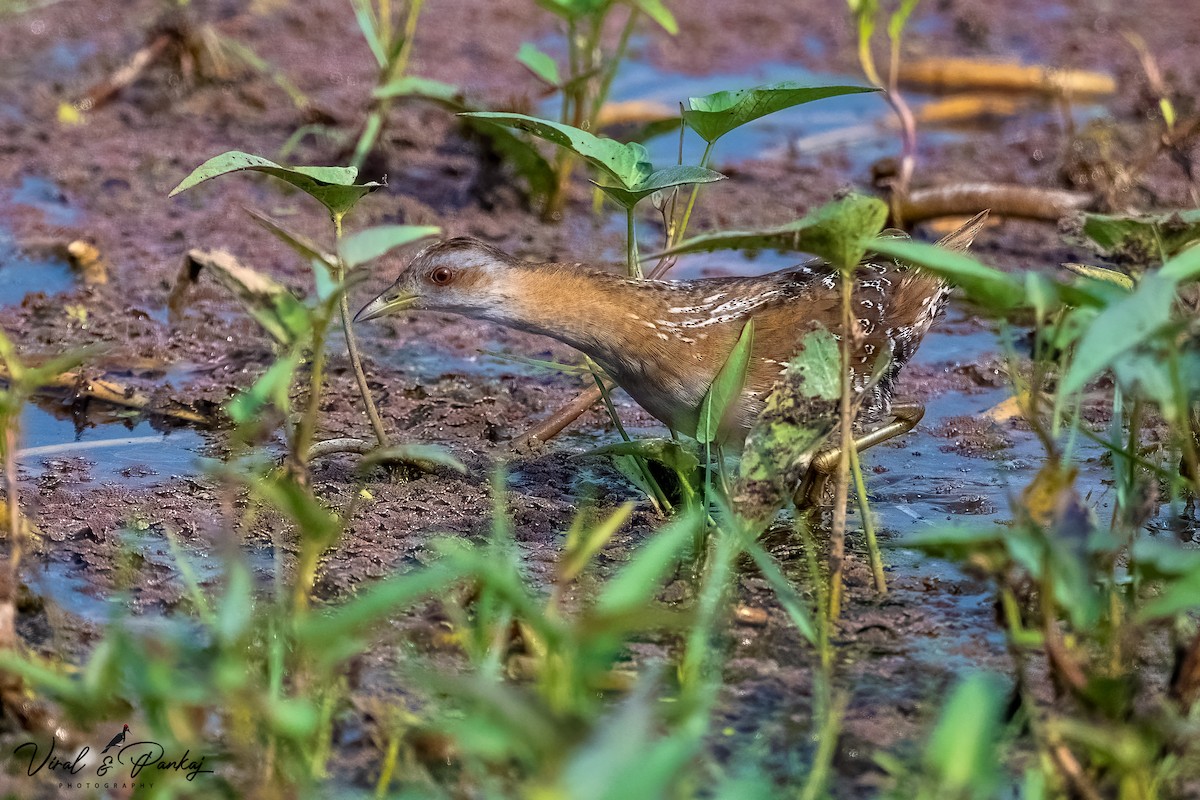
795;401;926;508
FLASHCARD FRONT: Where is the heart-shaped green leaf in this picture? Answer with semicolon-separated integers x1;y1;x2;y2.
169;151;381;217
595;165;725;210
338;225;441;269
683;82;879;144
462;112;653;188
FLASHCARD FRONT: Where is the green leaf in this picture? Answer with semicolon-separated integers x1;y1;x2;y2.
595;164;725;210
696;319;754;443
744;539;816;644
462;112;722;208
182;249;312;346
560;673;694;800
1078;209;1200;265
296;562;465;661
740;329;841;484
868;237;1026;311
1061;262;1134;290
349;0;387;68
357;444;468;474
627;0;678;34
517;42;561;86
228;349;302;425
589;438;700;479
1130;538;1200;580
338;225;441;269
374;75;464;103
596;508;703;616
246;208;336;267
923;673;1006;797
461;112;652;188
559;503;635;584
169;150;381;217
1060;273;1175;396
1157;238;1200;283
683;82;878;144
1138;567;1200;620
533;0;607;20
215;561;253;644
658;194;886;272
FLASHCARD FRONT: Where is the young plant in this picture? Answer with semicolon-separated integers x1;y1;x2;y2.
667;82;878;254
347;0;427;170
517;0;681;217
869;211;1200;796
846;0;921;217
460;111;725;276
169;151;439;467
0;332;93;744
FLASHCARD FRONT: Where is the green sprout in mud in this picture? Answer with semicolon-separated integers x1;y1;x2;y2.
169;150;439;470
347;0;427;170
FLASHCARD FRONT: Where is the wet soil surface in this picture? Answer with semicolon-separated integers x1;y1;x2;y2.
0;0;1198;795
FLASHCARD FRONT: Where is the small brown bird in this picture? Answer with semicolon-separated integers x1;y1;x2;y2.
356;213;986;451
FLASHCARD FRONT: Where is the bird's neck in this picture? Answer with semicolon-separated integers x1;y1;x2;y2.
481;264;669;365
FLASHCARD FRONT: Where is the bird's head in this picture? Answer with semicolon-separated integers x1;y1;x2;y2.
355;237;523;325
123;724;130;731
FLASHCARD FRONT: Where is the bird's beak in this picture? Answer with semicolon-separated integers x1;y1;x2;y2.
354;288;417;323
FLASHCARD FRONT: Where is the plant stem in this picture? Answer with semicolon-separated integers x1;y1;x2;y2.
884;30;917;223
588;7;638;122
589;366;671;513
673;140;715;247
392;0;423;78
374;730;401;798
294;331;329;472
798;689;848;800
799;518;832;674
333;214;391;448
625;208;641;278
828;270;855;621
378;0;391;44
1;421;22;658
849;443;886;594
351;0;425;170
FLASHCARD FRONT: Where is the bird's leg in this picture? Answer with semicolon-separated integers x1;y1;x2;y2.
795;401;926;508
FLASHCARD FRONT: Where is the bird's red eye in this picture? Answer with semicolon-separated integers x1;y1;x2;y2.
430;267;454;285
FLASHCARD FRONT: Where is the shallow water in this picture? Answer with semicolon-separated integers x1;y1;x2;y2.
0;229;75;305
18;400;206;484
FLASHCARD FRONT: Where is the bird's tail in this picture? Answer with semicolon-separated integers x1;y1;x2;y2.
933;210;990;253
